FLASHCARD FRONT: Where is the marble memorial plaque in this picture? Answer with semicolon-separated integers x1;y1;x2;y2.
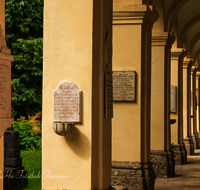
53;81;82;123
105;32;112;67
113;71;136;101
105;74;113;118
0;61;11;117
170;85;177;113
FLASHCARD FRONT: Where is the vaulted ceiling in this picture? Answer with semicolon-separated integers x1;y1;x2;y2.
153;0;200;68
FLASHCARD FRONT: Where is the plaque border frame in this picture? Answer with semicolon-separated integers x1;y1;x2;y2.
112;71;137;102
53;81;82;124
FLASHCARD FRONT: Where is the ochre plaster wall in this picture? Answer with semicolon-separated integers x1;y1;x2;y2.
183;61;189;138
112;4;157;163
171;59;178;144
112;24;141;162
151;46;165;150
43;0;112;189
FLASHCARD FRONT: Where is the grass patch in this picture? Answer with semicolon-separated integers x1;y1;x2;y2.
21;149;42;190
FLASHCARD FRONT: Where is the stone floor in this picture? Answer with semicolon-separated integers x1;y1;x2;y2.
155;149;200;190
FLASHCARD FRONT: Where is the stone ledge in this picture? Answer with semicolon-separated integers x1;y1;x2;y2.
183;137;194;155
150;150;175;178
171;144;187;165
112;162;155;190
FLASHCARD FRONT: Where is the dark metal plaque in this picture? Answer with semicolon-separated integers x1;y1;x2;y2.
105;32;112;67
105;74;113;118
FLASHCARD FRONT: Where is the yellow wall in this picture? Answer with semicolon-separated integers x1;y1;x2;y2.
43;0;112;189
112;24;141;162
183;65;188;138
112;4;157;163
171;58;178;144
151;46;165;150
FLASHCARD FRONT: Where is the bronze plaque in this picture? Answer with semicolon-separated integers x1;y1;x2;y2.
105;32;112;67
105;74;113;118
113;71;136;101
0;61;11;117
53;81;82;123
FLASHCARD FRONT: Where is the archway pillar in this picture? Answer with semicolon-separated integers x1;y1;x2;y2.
43;1;113;189
183;59;194;155
196;72;200;148
191;66;199;149
0;0;4;187
170;48;187;165
112;3;158;189
150;32;175;178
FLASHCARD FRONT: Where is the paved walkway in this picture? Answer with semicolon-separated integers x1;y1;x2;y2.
155;149;200;190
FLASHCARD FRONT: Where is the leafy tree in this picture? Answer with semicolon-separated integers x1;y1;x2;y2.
5;0;43;117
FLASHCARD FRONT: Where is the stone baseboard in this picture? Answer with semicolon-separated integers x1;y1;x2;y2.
198;132;200;148
195;133;200;149
150;150;175;178
171;144;187;165
112;161;155;190
183;137;194;155
192;134;197;150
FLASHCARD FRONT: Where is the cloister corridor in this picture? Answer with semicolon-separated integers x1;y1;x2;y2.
155;150;200;190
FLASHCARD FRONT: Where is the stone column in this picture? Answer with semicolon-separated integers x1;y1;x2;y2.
150;32;176;178
183;59;194;155
170;48;187;165
196;72;200;148
191;66;199;149
0;1;4;187
112;3;158;190
43;1;113;189
0;1;14;188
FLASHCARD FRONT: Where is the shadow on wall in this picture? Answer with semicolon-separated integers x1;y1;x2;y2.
64;127;90;160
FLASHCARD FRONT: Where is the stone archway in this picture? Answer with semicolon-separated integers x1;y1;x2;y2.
0;25;13;189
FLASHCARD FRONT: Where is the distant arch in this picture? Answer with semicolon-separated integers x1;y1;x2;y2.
178;14;200;47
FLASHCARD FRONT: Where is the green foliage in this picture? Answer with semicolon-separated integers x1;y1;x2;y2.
12;115;42;150
5;0;43;117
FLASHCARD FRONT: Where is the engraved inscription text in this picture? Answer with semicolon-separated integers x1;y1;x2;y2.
113;71;136;101
0;64;8;112
53;81;81;123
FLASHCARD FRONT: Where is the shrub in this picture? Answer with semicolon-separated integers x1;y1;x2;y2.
13;112;42;150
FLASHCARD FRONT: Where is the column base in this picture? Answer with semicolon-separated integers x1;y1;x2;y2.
198;132;200;148
195;133;200;149
183;137;194;155
112;162;155;190
150;150;175;178
171;144;187;165
192;134;197;150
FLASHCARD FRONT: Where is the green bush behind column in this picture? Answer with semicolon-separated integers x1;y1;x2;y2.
13;112;42;150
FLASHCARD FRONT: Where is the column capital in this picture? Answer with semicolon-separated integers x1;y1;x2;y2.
183;58;193;69
196;71;200;77
152;32;175;47
171;48;187;60
191;66;197;75
113;4;158;26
